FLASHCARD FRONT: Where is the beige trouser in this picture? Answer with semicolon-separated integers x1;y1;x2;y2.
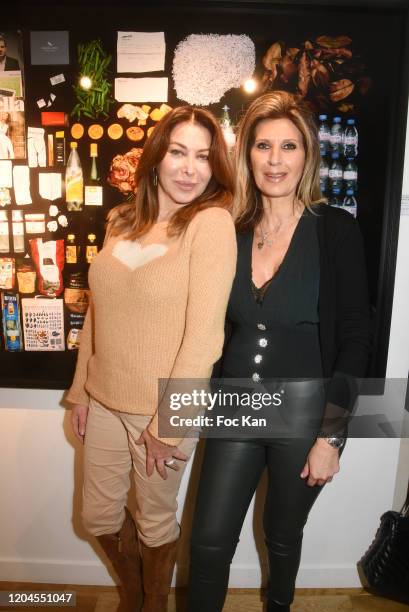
82;397;197;547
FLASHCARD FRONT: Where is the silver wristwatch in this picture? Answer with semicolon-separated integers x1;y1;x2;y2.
317;432;346;449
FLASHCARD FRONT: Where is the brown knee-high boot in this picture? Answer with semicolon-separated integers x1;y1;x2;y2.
140;536;179;612
96;507;143;611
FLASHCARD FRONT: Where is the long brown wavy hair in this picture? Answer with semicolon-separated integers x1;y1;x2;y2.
107;106;234;239
234;91;325;233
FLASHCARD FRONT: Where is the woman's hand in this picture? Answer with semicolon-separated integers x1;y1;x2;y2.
135;429;188;479
300;438;340;487
70;403;89;444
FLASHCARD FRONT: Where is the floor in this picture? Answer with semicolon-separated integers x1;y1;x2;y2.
1;583;409;611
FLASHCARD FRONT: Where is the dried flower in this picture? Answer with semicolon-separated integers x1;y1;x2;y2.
107;148;143;194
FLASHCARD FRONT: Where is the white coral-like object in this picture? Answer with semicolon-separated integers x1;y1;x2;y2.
173;34;255;105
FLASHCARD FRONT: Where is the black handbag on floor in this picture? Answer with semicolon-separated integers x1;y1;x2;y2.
357;480;409;604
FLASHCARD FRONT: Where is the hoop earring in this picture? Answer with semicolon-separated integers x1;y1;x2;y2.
153;168;158;187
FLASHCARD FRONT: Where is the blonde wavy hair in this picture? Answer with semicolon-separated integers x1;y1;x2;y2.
234;91;325;231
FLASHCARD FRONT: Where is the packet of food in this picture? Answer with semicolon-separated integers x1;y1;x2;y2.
1;292;23;351
67;327;82;350
64;287;89;314
64;271;89;313
0;258;15;290
29;238;64;297
16;263;36;294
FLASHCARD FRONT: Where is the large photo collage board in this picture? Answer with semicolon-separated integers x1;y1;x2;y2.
0;2;406;387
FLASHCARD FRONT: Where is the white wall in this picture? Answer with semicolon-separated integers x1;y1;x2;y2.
1;118;409;589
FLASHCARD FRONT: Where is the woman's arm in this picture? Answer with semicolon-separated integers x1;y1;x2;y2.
324;214;372;421
65;297;94;406
302;213;372;486
66;224;112;408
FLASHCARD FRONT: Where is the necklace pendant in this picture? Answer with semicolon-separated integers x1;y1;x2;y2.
257;241;264;250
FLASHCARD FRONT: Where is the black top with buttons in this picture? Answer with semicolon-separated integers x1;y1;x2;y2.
222;211;323;381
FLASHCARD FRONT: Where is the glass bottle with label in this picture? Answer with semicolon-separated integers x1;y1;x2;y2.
85;143;103;206
66;233;79;265
66;142;84;211
86;233;98;263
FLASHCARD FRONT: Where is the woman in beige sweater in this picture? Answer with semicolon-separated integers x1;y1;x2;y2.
66;106;237;612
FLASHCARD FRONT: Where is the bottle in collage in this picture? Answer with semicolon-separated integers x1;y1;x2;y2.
342;118;358;216
86;231;98;264
329;151;343;209
343;159;358;194
85;143;103;207
319;155;329;196
330;116;343;156
65;233;80;267
65;141;84;212
219;105;236;149
329;116;344;209
318;114;331;157
343;119;359;215
318;114;330;199
344;118;358;159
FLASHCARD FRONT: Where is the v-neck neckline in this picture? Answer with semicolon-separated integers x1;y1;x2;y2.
248;211;305;304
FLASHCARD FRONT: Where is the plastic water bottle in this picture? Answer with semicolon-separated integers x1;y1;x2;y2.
318;114;331;157
343;160;358;194
319;155;329;195
330;116;343;155
329;189;343;210
329;152;343;192
343;189;357;217
343;118;358;159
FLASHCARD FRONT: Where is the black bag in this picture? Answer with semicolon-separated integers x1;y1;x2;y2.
357;481;409;605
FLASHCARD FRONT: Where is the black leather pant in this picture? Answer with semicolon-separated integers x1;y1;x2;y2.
187;435;324;611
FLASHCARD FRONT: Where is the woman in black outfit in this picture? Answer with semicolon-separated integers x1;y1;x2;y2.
187;91;372;612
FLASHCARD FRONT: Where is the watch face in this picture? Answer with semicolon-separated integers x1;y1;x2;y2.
328;437;345;449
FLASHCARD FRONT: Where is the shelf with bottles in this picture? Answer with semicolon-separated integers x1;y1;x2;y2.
318;114;359;217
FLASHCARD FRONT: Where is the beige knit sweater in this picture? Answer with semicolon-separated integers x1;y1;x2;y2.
66;207;237;445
